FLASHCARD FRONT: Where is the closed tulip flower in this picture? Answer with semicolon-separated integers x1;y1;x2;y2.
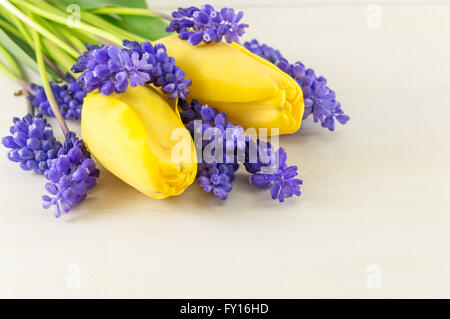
81;85;197;199
159;34;304;135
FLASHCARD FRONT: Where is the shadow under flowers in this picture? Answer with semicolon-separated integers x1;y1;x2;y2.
65;161;301;223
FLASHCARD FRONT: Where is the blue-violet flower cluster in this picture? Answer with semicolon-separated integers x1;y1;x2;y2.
2;113;62;174
43;132;99;218
73;41;192;99
247;144;303;202
244;39;350;131
167;4;249;46
179;99;302;202
29;74;85;120
180;99;244;200
197;162;239;200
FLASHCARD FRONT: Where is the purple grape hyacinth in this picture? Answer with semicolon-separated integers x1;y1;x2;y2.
244;139;274;174
43;132;99;218
180;99;248;161
71;43;102;73
29;74;86;120
197;162;239;200
244;39;283;64
73;41;191;99
2;113;62;175
244;39;350;131
248;146;303;202
180;99;301;202
167;4;249;45
180;99;246;200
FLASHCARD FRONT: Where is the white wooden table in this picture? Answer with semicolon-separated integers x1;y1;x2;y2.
0;0;449;298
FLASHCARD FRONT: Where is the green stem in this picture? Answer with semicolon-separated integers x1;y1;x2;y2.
0;39;22;79
46;0;147;43
0;58;18;81
32;27;68;135
34;14;80;54
0;19;66;79
95;13;131;31
0;0;79;58
43;39;75;76
0;26;58;81
9;0;123;45
0;34;32;113
8;12;70;80
43;52;66;79
0;17;23;39
2;4;32;43
81;10;148;43
58;27;85;52
70;27;100;47
90;7;171;21
90;7;161;18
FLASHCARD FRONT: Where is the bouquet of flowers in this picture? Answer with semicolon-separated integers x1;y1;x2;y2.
0;0;349;218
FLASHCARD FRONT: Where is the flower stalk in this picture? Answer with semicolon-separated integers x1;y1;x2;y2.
32;28;69;135
8;0;124;45
90;6;172;21
0;0;80;58
0;42;22;81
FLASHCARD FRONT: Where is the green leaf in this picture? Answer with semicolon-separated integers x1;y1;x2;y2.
0;28;58;81
122;15;170;41
55;0;147;9
54;0;169;40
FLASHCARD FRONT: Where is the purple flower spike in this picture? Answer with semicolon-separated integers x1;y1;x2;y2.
73;41;191;99
249;147;303;202
43;132;99;218
244;39;349;131
180;99;302;203
2;113;62;175
166;4;249;46
180;100;247;200
197;162;239;200
29;74;86;120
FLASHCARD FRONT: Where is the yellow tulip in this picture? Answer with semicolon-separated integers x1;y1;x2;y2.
81;85;197;199
159;34;304;135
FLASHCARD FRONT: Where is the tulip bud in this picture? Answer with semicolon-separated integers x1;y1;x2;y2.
81;85;197;198
159;35;304;135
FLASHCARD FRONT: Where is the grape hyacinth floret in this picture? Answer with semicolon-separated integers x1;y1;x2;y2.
244;39;350;131
180;99;245;200
43;132;99;218
73;41;192;99
29;74;86;120
197;162;239;200
167;4;249;46
243;39;283;64
2;113;62;174
244;138;274;174
71;43;102;73
248;145;303;202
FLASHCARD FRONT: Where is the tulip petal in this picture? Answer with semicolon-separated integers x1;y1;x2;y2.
159;34;304;135
82;86;197;199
